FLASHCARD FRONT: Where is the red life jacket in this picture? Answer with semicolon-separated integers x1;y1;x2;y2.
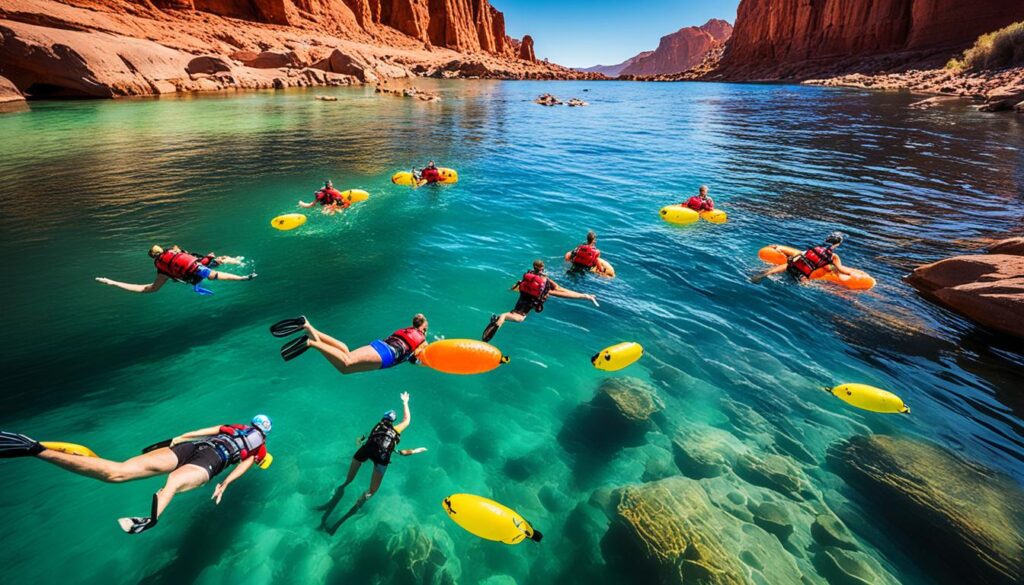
388;327;426;353
316;187;343;205
154;250;203;284
572;244;600;268
686;196;713;211
519;272;549;298
789;246;834;277
211;425;266;464
421;167;441;183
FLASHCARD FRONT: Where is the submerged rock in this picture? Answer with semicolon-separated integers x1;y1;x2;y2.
598;377;664;423
534;93;562;106
604;476;804;584
829;435;1024;584
811;512;859;551
735;453;806;500
672;425;745;479
813;547;891;585
751;501;794;541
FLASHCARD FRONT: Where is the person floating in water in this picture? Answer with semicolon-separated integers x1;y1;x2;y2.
565;230;612;277
316;392;425;534
271;314;429;373
413;161;441;187
95;245;256;295
752;232;854;284
299;180;349;215
482;259;597;342
684;185;714;212
0;415;273;535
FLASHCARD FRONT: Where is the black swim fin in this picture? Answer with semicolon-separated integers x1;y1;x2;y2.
0;431;44;459
281;335;311;361
141;439;173;454
118;494;159;535
270;316;307;338
482;315;499;342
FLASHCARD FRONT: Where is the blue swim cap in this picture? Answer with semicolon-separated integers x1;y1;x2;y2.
252;414;272;433
383;410;397;422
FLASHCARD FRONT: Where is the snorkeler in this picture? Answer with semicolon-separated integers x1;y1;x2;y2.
0;415;273;535
316;392;425;534
751;232;855;284
413;161;441;187
482;259;597;342
684;185;714;212
95;245;256;295
271;314;429;373
565;230;612;277
299;180;350;215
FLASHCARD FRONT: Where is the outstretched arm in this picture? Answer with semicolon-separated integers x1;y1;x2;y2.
171;426;223;445
830;256;855;276
751;264;788;283
547;282;595;302
212;457;254;504
298;200;316;208
95;273;169;293
394;392;411;433
399;447;427;456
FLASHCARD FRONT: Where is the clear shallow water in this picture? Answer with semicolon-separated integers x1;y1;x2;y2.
0;81;1022;584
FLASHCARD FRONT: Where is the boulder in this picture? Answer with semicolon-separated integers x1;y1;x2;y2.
751;501;794;541
829;435;1024;584
734;453;805;500
597;377;664;423
186;56;232;75
0;74;23;102
811;512;859;551
905;252;1024;338
980;85;1024;112
813;548;889;585
604;476;804;584
672;425;745;479
987;237;1024;256
230;50;301;69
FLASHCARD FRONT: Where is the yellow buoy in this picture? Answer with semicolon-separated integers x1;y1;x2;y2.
591;342;644;371
829;384;909;414
271;213;307;231
659;205;699;225
40;442;97;457
258;453;274;470
700;209;728;223
442;494;542;544
340;189;369;204
417;339;509;375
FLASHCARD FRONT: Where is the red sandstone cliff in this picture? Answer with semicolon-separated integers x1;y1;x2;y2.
717;0;1024;79
618;19;732;76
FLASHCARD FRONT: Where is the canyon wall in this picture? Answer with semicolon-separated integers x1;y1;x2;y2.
717;0;1024;79
619;19;732;76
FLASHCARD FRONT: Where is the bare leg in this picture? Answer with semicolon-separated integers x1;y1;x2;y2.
153;464;210;518
309;342;383;375
327;466;384;536
317;459;362;525
363;466;385;499
37;448;178;483
497;311;526;328
208;270;253;282
304;322;347;351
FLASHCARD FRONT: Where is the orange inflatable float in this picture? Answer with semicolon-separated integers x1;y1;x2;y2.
417;339;509;375
758;245;875;290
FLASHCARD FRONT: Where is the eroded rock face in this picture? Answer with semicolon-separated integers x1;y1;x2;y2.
598;377;664;423
0;74;24;102
604;476;804;584
620;19;732;76
829;435;1024;584
905;241;1024;338
517;34;535;62
718;0;1024;80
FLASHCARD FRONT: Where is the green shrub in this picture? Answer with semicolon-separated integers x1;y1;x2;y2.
951;21;1024;70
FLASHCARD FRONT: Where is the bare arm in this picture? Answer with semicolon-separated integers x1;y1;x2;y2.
171;426;223;445
399;447;427;456
547;281;595;302
95;273;169;293
298;200;315;208
830;256;855;276
394;392;411;433
212;457;254;504
751;264;789;283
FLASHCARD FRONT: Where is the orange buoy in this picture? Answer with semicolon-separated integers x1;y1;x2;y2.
757;245;875;290
417;339;508;375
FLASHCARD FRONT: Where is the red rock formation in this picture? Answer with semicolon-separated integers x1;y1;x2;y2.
0;74;24;102
579;51;653;76
518;34;535;62
619;19;732;76
718;0;1024;79
905;239;1024;339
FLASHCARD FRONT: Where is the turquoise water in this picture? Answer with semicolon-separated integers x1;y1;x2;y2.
0;81;1022;584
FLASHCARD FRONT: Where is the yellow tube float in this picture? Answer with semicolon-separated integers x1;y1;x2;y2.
258;453;274;470
442;494;543;544
659;205;699;225
339;189;369;204
271;213;307;231
391;168;459;186
829;384;909;414
758;245;876;290
40;442;97;457
700;209;728;223
591;342;644;371
416;339;509;375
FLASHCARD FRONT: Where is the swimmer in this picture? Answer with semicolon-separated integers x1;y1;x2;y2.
482;259;597;342
0;415;272;534
316;392;425;534
95;245;255;295
751;232;855;284
299;180;350;215
272;314;429;373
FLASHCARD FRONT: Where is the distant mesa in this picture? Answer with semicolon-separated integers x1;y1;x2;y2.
579;19;732;77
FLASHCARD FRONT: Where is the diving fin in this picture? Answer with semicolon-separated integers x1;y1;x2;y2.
118;494;159;535
193;284;215;296
270;316;307;338
482;315;499;342
281;335;310;361
0;431;44;459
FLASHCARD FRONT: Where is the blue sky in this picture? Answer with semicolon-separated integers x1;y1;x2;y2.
496;0;741;68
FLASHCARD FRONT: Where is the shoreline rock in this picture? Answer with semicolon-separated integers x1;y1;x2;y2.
905;237;1024;338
